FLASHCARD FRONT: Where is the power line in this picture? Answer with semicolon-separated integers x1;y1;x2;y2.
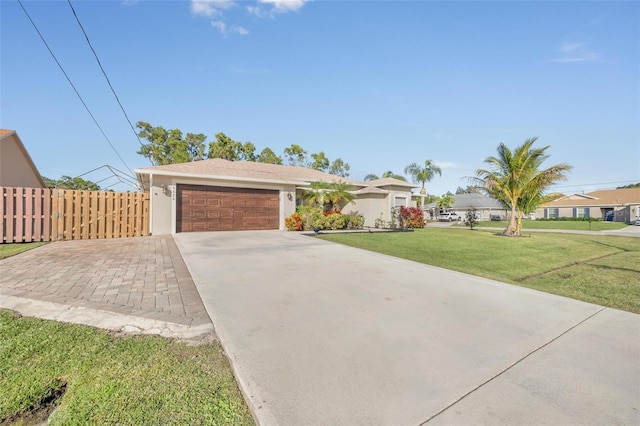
67;0;151;165
551;179;639;190
17;0;136;177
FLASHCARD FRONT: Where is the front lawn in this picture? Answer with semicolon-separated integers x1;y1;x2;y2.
0;310;254;425
318;228;640;313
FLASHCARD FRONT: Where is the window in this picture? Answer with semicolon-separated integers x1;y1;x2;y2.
545;208;559;219
394;197;407;207
575;207;589;218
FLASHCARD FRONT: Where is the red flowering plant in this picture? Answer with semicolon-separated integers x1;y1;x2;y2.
399;206;426;228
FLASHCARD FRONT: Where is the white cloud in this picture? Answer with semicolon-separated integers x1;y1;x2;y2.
259;0;309;13
550;42;600;63
249;0;310;16
192;0;308;36
434;161;456;169
211;20;249;36
191;0;235;17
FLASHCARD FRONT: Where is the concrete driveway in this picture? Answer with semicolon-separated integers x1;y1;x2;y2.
174;231;640;425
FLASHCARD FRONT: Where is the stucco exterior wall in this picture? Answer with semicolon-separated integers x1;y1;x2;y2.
148;175;295;234
0;135;44;188
343;193;388;227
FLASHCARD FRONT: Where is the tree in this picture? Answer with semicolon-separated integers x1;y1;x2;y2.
326;181;355;211
44;175;100;190
437;194;455;210
310;151;330;171
137;121;204;165
404;160;442;195
302;181;330;208
303;181;355;212
328;158;350;177
284;144;308;167
239;142;257;161
257;147;283;164
617;182;640;189
471;137;572;236
184;132;207;161
364;174;379;181
208;132;242;161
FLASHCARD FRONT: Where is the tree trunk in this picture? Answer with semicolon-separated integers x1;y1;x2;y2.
504;205;518;236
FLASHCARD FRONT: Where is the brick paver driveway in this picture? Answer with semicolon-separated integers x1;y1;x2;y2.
0;236;211;329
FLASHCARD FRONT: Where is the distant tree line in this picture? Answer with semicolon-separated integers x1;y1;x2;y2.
135;121;351;177
617;182;640;189
43;175;100;191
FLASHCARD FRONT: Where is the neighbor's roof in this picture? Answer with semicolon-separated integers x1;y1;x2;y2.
542;188;640;207
0;128;46;187
136;158;361;186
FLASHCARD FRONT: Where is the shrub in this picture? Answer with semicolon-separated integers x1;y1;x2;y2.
399;206;425;228
346;213;365;229
296;205;323;230
464;208;479;230
284;213;303;231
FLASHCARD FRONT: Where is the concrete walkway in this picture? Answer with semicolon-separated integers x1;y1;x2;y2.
0;236;213;340
174;230;640;426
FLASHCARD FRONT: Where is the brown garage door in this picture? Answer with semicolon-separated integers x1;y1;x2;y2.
177;185;279;232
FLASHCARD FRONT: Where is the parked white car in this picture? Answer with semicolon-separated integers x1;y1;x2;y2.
437;211;459;222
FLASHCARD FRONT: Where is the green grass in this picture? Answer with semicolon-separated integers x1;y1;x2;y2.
0;242;47;259
318;228;640;313
0;310;254;425
472;220;629;231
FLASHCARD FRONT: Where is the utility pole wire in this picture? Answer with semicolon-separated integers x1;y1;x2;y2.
17;0;136;178
67;0;152;165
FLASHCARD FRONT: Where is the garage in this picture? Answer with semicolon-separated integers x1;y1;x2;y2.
177;184;279;232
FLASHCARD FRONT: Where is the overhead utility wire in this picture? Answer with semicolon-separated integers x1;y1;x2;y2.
17;0;136;177
67;0;151;165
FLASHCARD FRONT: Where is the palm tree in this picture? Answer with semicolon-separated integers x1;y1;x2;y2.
405;160;442;206
364;174;379;181
326;181;355;212
471;137;572;236
437;194;455;210
302;181;330;209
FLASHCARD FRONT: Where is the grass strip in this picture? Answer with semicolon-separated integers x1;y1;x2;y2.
0;242;47;259
0;310;254;425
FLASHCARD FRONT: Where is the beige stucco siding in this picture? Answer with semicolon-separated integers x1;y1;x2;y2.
343;193;387;227
0;135;45;188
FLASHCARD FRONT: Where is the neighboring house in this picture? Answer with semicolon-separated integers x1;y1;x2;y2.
424;193;508;221
0;129;46;188
135;159;417;234
537;188;640;223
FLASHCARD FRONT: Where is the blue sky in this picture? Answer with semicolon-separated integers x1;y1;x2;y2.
2;0;639;195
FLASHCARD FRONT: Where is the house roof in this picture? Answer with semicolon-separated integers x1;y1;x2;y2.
0;129;46;187
542;188;640;207
136;158;419;191
352;186;389;195
362;177;416;188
